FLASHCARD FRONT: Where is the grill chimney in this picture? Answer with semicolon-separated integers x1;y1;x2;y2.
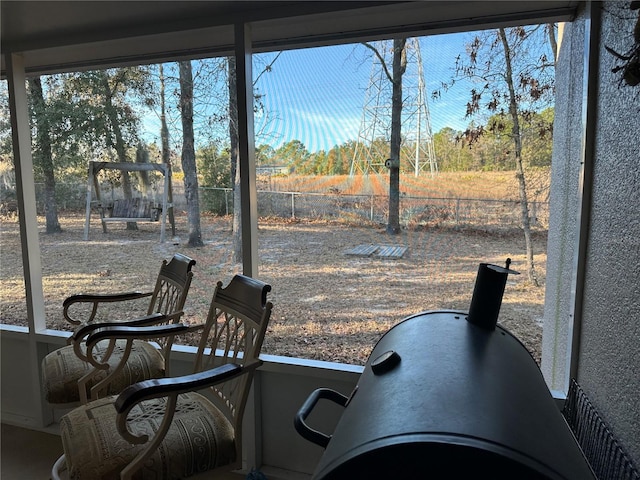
467;258;519;330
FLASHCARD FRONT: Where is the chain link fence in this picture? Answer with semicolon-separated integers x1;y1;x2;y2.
1;183;548;231
200;187;548;230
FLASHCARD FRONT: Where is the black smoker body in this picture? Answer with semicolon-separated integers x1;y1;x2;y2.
295;263;595;479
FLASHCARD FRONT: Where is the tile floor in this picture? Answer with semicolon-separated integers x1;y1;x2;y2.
1;423;63;480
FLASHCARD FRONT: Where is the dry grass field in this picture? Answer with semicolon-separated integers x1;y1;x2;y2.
0;171;549;365
268;170;550;201
0;219;546;366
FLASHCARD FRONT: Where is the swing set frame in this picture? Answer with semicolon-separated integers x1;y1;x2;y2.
83;161;175;243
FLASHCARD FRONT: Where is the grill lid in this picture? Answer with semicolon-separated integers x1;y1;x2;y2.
303;311;595;480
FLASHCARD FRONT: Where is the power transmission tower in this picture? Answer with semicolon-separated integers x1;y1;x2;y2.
350;38;438;177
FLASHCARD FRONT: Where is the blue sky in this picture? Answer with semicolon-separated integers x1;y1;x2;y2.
142;28;550;154
253;32;476;153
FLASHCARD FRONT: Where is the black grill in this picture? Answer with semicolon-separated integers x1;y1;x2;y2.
296;262;597;480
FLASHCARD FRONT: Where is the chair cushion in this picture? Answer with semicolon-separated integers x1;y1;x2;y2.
42;340;165;404
60;392;236;480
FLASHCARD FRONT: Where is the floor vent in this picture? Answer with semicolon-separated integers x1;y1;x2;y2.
562;379;640;480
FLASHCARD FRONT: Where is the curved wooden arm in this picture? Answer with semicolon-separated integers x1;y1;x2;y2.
111;361;260;478
64;292;152;305
71;312;168;344
63;291;153;325
73;312;171;370
114;363;249;446
86;323;189;349
80;314;186;369
115;362;245;414
81;322;190;403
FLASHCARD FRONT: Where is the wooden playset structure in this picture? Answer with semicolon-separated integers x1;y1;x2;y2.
83;161;175;242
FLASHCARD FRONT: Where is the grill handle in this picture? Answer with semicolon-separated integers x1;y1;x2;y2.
294;388;349;448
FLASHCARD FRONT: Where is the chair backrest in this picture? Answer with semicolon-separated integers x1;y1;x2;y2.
145;253;196;358
193;274;273;448
147;253;196;317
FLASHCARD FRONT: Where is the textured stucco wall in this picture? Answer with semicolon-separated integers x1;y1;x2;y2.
541;16;586;393
578;1;640;465
544;1;639;466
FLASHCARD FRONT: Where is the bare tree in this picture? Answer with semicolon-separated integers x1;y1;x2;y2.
179;60;204;247
363;38;408;235
449;26;556;284
159;64;171;166
547;23;558;66
97;71;139;230
228;52;282;262
499;28;538;285
27;77;62;233
227;56;243;263
157;64;177;236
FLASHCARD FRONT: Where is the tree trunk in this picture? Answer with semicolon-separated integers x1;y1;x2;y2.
547;23;558;67
228;56;243;263
28;77;62;233
387;38;407;235
136;143;150;199
158;64;176;236
100;73;137;230
159;64;171;166
499;28;539;286
179;60;204;247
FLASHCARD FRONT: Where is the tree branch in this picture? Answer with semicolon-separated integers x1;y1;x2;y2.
362;42;394;83
253;51;283;86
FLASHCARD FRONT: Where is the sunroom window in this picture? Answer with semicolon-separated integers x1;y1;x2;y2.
2;25;557;369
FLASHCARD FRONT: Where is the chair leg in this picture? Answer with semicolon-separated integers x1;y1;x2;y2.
51;454;67;480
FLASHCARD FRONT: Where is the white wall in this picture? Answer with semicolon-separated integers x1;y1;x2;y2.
541;16;587;394
577;1;640;465
1;328;43;427
543;0;640;466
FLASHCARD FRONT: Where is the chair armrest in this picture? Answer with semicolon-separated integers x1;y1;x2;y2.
63;291;153;325
71;312;174;366
81;318;190;369
86;323;190;349
114;361;261;446
64;292;152;305
80;322;191;401
71;312;168;344
115;362;247;414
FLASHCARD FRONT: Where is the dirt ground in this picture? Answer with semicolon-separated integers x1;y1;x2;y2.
0;213;546;365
